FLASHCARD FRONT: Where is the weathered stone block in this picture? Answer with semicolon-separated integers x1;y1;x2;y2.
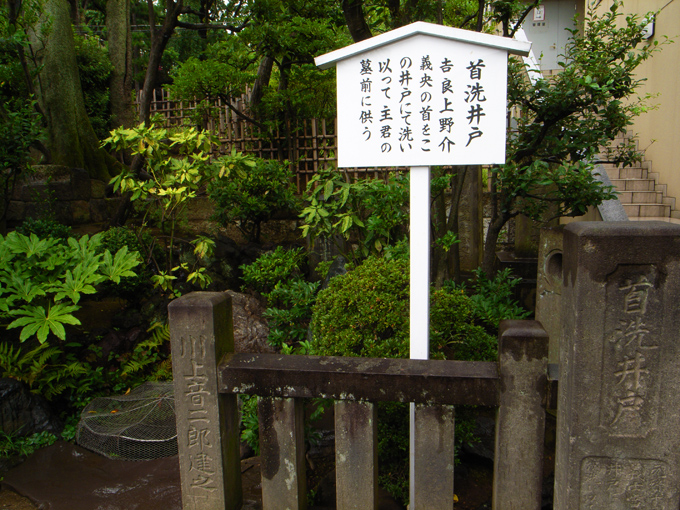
70;168;92;200
258;397;307;510
0;378;62;436
493;320;548;510
48;178;74;201
169;292;242;510
5;201;25;221
70;200;91;224
90;179;107;199
412;404;455;510
20;183;48;202
554;221;680;510
535;226;564;364
90;198;122;223
335;401;377;509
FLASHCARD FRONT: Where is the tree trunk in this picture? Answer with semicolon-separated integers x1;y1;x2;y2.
448;167;467;282
107;0;135;130
30;0;120;181
138;0;182;125
250;56;274;114
431;180;449;288
342;0;372;42
481;213;506;275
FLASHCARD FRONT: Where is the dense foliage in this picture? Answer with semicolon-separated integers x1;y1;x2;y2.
300;169;409;265
209;159;298;243
0;231;139;343
73;34;114;139
105;123;256;294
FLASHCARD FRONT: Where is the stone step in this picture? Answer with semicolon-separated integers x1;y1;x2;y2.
617;191;664;204
610;178;656;192
623;204;671;217
605;167;648;180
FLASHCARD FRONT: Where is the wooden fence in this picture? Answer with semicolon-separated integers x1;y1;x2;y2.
136;90;396;193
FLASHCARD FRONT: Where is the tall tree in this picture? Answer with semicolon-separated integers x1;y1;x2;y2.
137;0;249;125
28;0;120;180
107;0;134;129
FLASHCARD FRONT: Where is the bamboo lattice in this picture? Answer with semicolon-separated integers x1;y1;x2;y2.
135;90;399;193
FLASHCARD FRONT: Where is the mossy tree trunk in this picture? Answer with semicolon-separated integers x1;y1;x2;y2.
106;0;134;130
30;0;120;181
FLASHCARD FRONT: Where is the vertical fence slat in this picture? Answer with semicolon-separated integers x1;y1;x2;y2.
258;397;307;510
412;404;455;509
334;401;378;510
169;292;242;510
492;320;548;510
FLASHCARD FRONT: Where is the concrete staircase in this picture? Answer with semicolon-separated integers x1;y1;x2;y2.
600;135;678;222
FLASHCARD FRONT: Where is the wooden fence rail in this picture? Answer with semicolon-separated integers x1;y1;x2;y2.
169;292;549;510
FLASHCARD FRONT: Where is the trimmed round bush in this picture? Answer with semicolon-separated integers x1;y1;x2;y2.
310;256;497;361
311;256;409;359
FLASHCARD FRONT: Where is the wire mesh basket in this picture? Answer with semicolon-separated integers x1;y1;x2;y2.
77;381;177;460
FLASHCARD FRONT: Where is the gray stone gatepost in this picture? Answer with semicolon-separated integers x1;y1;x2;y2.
169;292;242;510
493;320;548;510
535;225;564;365
555;222;680;509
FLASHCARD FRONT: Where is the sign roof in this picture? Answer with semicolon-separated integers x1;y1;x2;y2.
315;21;531;69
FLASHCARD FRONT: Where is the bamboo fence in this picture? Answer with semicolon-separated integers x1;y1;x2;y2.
135;90;397;193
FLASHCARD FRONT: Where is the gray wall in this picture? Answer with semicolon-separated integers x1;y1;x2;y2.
522;1;579;71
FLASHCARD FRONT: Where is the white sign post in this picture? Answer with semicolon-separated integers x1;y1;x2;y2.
316;22;530;507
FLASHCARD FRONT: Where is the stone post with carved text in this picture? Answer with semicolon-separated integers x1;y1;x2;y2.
169;292;242;510
555;222;680;509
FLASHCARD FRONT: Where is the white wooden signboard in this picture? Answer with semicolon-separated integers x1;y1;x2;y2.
316;22;530;508
317;22;530;168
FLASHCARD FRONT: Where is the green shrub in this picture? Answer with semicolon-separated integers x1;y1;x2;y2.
97;227;152;297
450;268;531;329
106;124;253;295
264;279;319;349
0;342;88;400
15;218;72;240
430;287;498;361
74;35;114;139
240;246;305;294
241;246;319;351
310;256;495;360
300;169;409;265
209;158;298;243
311;256;409;358
310;256;501;506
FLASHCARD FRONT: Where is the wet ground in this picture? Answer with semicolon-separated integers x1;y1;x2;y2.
0;440;498;510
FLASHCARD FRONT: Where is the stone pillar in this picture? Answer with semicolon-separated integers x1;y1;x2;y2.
555;221;680;509
412;404;455;510
335;401;378;510
168;292;242;510
258;397;307;510
535;226;564;365
493;320;548;510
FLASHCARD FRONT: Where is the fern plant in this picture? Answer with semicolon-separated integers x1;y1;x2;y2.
103;321;173;394
0;342;89;400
